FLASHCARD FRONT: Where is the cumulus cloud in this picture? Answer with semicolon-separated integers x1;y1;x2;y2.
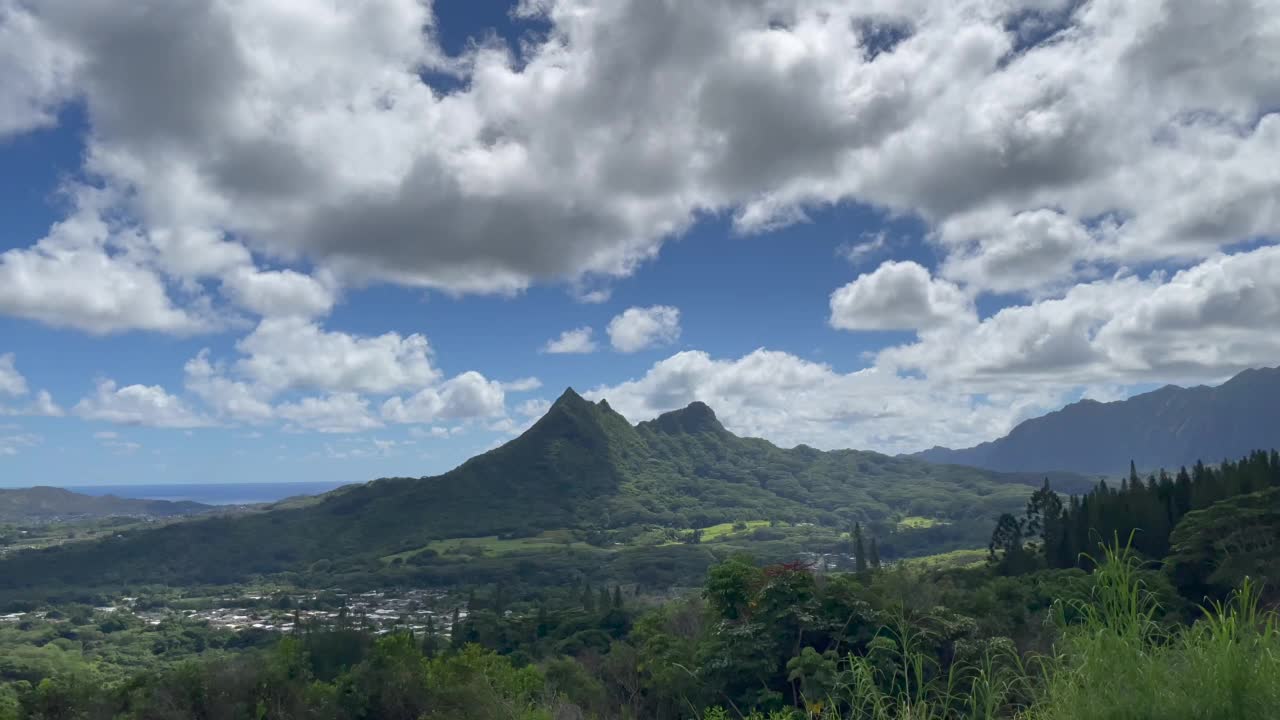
608;306;681;352
830;261;973;331
276;393;382;434
3;0;1280;451
0;0;78;137
5;0;1272;319
542;327;598;354
235;318;440;395
27;391;63;417
219;266;336;318
0;354;64;417
516;398;552;418
183;350;274;424
73;379;212;428
587;349;1065;454
0;193;216;335
183;320;508;431
0;354;26;396
883;244;1280;387
381;371;506;424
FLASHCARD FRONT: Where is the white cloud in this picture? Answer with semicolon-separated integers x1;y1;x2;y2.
0;354;27;396
837;232;890;266
235;317;440;395
588;348;1066;454
381;371;506;424
516;398;552;418
0;0;78;137
93;431;118;440
219;266;336;318
183;350;274;424
830;261;973;331
276;393;382;434
608;306;681;352
73;379;212;428
180;320;507;432
501;377;542;392
0;354;64;417
542;326;598;354
882;244;1280;387
8;0;1272;310
0;193;214;335
27;391;63;417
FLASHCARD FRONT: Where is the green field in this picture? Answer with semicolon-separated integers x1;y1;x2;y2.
899;547;987;571
698;519;772;540
896;515;948;530
381;530;592;563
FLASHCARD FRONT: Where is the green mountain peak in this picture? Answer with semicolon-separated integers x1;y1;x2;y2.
640;401;726;435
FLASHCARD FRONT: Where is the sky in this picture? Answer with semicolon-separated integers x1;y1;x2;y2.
1;0;1278;487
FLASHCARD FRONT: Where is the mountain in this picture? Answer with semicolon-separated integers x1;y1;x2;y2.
0;486;212;523
911;367;1280;475
0;389;1082;594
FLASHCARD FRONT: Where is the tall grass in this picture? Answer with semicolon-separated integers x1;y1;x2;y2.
1025;545;1280;720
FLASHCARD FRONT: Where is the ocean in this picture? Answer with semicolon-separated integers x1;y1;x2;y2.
60;482;354;506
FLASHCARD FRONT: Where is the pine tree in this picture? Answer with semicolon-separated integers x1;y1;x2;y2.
853;522;868;574
422;616;439;657
612;585;623;609
449;607;463;650
868;538;881;569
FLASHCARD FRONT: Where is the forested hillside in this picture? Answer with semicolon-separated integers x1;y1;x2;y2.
3;451;1278;720
0;487;211;522
0;390;1071;597
913;367;1280;474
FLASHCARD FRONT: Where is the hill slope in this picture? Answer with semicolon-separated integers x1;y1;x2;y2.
911;367;1280;475
0;389;1078;592
0;486;212;523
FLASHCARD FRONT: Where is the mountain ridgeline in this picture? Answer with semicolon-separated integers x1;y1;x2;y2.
0;390;1076;594
0;486;212;523
912;366;1280;475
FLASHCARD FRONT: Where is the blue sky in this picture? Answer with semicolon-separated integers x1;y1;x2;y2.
1;0;1276;486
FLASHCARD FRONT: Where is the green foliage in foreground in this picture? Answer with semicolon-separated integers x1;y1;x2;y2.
5;539;1276;719
1024;550;1280;720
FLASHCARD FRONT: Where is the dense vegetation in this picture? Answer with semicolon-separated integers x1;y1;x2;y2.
988;450;1280;600
914;366;1280;474
0;391;1077;601
2;451;1277;719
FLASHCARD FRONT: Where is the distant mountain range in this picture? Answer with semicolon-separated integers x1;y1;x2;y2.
0;486;212;523
0;389;1079;593
911;367;1280;475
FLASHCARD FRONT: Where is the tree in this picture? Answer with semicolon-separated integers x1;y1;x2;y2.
868;537;881;570
1025;478;1064;567
853;523;868;574
988;513;1035;575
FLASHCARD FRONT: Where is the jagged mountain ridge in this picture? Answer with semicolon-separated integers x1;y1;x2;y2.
911;367;1280;475
0;389;1078;591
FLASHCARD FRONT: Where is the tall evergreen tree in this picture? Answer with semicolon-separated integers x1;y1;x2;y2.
868;537;881;569
449;607;463;650
853;523;868;574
